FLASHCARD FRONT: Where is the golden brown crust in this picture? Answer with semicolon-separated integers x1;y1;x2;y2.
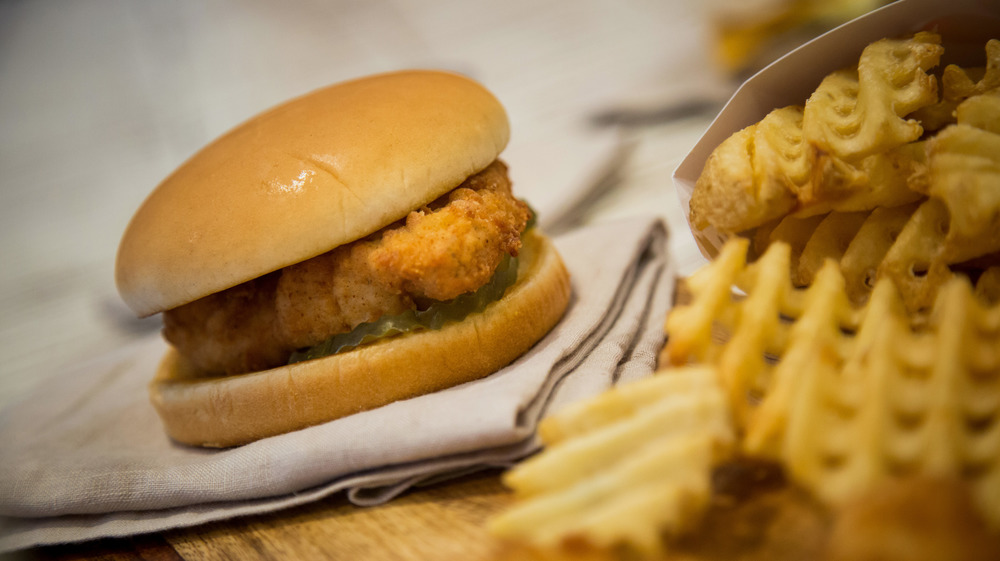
159;160;530;376
116;70;509;317
148;230;571;447
367;161;531;302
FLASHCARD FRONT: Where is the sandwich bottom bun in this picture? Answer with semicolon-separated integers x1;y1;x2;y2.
149;229;571;447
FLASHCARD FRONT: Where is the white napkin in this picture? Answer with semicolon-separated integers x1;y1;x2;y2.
0;216;672;553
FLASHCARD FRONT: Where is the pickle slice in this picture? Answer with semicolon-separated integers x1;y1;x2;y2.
287;252;519;364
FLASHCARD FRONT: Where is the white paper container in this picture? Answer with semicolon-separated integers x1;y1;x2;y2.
672;0;1000;263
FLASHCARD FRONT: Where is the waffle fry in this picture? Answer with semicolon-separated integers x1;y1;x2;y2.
796;211;869;286
877;198;953;313
688;107;802;233
492;32;1000;561
662;239;750;366
955;89;1000;134
689;35;1000;314
910;39;1000;133
839;201;922;304
978;267;1000;304
715;241;803;426
737;89;1000;312
753;213;824;271
864;90;1000;310
749;192;999;314
797;141;927;215
948;39;1000;97
535;365;722;446
663;238;1000;528
691;33;940;235
489;366;735;555
493;238;1000;558
802;33;942;162
928;121;1000;263
789;276;1000;523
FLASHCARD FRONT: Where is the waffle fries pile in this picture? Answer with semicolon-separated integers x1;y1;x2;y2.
488;31;1000;560
489;366;735;556
690;34;1000;314
490;239;1000;559
665;238;1000;526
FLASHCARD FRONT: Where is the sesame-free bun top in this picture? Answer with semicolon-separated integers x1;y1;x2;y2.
116;70;510;317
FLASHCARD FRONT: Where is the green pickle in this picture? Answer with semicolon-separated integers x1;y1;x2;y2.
287;252;519;364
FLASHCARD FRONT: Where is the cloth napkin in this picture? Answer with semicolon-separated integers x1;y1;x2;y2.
0;216;673;553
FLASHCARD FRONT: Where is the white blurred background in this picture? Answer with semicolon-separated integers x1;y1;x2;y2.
0;0;874;410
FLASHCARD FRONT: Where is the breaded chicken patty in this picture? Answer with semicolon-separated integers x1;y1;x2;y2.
162;161;531;375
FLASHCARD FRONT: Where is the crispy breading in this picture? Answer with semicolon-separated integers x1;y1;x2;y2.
274;240;415;351
162;160;530;375
161;272;292;376
370;161;530;302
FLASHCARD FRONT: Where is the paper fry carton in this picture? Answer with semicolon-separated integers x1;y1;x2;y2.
672;0;1000;262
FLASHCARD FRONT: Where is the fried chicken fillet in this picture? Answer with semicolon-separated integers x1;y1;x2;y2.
162;161;531;376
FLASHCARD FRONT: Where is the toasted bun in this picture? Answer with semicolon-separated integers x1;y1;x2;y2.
148;229;571;447
116;70;509;317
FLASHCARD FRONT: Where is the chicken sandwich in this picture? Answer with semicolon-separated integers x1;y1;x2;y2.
115;70;571;447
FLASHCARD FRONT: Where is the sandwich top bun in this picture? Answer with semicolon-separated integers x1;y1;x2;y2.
116;70;510;317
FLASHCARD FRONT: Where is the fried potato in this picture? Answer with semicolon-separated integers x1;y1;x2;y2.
775;277;910;504
798;141;928;214
743;260;856;459
490;367;734;555
686;35;1000;315
977;267;1000;305
877;199;953;313
689;108;803;234
747;190;1000;313
662;237;1000;528
536;366;720;445
805;276;1000;521
839;202;922;304
942;39;1000;102
955;89;1000;134
796;211;869;286
663;239;750;366
690;33;939;240
911;38;1000;132
911;90;963;133
717;241;795;425
734;82;1000;314
505;373;732;499
826;477;1000;561
760;214;826;282
802;32;942;162
872;99;1000;311
928;119;1000;263
495;33;1000;561
493;231;1000;559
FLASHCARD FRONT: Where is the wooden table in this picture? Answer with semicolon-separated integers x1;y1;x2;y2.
25;470;516;561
